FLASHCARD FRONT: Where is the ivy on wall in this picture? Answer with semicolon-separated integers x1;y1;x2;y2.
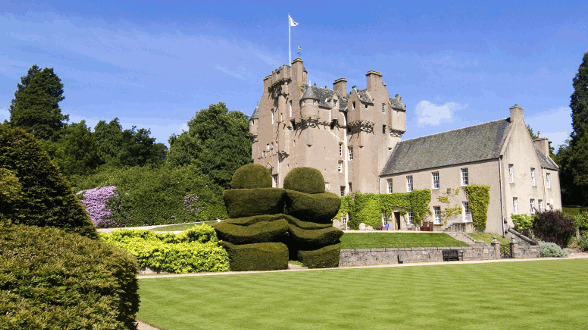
335;190;431;229
464;185;490;231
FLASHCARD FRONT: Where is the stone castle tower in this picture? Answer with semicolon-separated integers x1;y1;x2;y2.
250;58;406;195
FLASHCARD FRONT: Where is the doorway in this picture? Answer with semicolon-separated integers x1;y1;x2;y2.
394;212;401;230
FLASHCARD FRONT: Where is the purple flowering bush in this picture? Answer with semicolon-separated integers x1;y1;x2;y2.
78;186;119;228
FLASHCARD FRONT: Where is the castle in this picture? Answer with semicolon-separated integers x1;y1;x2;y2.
250;59;562;234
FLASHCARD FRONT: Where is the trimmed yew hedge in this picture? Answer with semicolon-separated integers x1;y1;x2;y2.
0;125;97;238
220;241;289;271
231;163;273;189
223;214;285;226
0;225;139;329
283;167;326;194
284;190;341;223
223;188;285;218
297;243;341;268
288;225;344;247
214;219;289;244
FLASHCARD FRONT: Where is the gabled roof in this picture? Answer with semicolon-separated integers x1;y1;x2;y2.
535;147;559;170
389;97;406;110
381;119;511;175
301;84;349;110
357;89;373;104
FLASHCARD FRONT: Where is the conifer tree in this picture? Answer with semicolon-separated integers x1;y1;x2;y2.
9;65;68;141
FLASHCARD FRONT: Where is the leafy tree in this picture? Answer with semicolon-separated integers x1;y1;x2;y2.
557;52;588;206
168;102;252;188
94;118;167;168
46;120;101;176
0;124;97;238
9;65;68;141
0;168;22;225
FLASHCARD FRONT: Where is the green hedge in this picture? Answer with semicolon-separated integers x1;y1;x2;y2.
284;190;341;223
0;225;139;329
297;243;341;268
231;164;272;189
214;219;289;244
283;214;333;229
0;125;97;238
100;225;229;273
283;167;325;194
288;225;344;247
220;241;289;271
223;188;285;218
223;214;285;226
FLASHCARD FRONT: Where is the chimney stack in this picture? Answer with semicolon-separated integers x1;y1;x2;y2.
509;104;524;123
333;78;347;96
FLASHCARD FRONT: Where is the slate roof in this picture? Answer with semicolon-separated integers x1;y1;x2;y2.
381;119;511;175
535;147;559;170
357;89;373;104
301;84;349;110
250;106;259;120
389;97;406;110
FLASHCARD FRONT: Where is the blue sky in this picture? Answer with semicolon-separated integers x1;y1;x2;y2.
1;1;586;149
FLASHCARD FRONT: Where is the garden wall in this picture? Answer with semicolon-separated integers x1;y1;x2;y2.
339;242;539;266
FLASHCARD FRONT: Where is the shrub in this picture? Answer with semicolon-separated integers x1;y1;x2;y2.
539;241;569;258
0;168;21;225
100;225;229;273
283;214;333;229
223;188;285;218
512;214;534;231
533;211;575;248
0;125;97;238
223;214;285;226
283;167;325;194
284;190;341;223
231;163;272;189
297;243;341;268
464;185;490;231
288;225;344;247
220;241;289;271
0;224;139;329
214;219;289;244
78;186;118;227
574;213;588;232
72;164;227;226
578;236;588;251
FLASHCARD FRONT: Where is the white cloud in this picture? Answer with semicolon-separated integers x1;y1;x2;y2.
525;106;572;149
415;100;464;126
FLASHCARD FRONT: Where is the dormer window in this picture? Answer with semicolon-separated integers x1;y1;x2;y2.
302;100;306;106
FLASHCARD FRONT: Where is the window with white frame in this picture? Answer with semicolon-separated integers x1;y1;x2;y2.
406;176;413;192
546;203;552;211
271;110;275;124
538;199;544;212
339;143;343;157
509;164;514;183
513;197;518;214
348;147;354;160
325;182;330;191
530;199;536;214
531;168;536;186
407;211;414;226
289;100;292;117
462;201;472;222
348;182;353;193
340;186;345;197
432;171;440;189
433;206;441;224
387;179;393;194
546;173;551;189
461;168;469;186
338;161;343;173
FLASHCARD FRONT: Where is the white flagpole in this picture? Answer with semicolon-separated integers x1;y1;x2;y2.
288;14;291;65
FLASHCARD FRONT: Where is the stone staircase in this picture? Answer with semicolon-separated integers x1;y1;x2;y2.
446;231;488;247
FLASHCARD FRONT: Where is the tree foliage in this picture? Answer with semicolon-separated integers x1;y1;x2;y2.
9;65;68;141
0;124;97;238
557;52;588;205
168;102;252;188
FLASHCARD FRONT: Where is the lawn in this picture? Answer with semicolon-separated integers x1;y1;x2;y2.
137;259;588;329
151;221;218;232
340;232;468;249
468;232;510;246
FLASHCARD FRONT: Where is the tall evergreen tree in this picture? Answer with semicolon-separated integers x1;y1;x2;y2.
9;65;68;141
558;52;588;205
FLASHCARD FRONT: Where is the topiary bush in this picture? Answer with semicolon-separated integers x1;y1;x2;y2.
288;225;344;248
0;125;97;238
297;243;341;268
214;219;289;244
283;167;325;194
223;188;285;218
533;211;575;248
284;190;341;223
538;241;569;258
0;168;21;226
231;163;272;189
220;241;289;271
0;224;139;329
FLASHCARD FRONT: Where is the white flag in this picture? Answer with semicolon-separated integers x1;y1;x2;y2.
289;15;298;27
